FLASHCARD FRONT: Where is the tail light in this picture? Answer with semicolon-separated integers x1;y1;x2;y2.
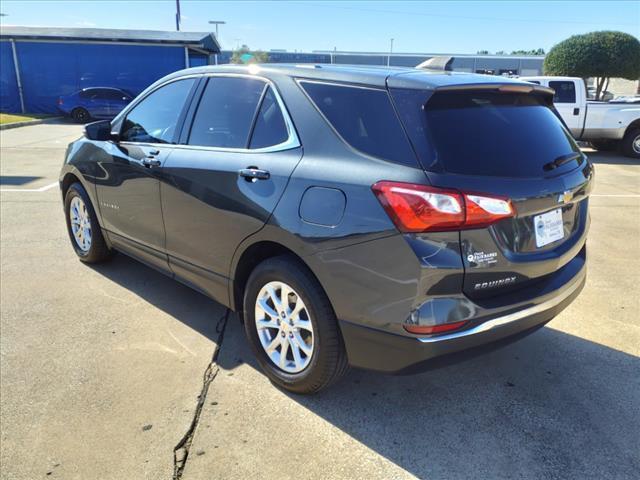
403;320;468;335
57;97;63;105
372;181;515;232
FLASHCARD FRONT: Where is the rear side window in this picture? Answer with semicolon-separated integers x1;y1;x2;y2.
250;87;289;149
120;78;195;144
549;81;576;103
188;77;265;148
425;91;580;177
300;81;416;166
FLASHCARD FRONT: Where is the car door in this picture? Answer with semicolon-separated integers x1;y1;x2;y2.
87;89;111;118
159;75;302;302
94;77;198;271
548;80;585;138
106;89;132;118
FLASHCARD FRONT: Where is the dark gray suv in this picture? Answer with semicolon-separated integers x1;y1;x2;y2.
60;64;592;394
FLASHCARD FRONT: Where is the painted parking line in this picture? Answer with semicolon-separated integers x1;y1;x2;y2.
590;194;640;197
0;182;58;193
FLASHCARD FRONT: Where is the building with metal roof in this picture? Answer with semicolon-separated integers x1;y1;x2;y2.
1;26;220;113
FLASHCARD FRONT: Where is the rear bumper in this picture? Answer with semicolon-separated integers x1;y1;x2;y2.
339;257;586;374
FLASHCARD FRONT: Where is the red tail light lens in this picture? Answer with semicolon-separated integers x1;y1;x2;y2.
372;181;515;232
371;182;464;232
403;320;468;335
465;193;515;228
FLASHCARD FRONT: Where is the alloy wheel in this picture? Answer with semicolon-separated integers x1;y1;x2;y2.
254;281;314;373
69;196;92;252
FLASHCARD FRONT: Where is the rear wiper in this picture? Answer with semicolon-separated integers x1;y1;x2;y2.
543;152;582;171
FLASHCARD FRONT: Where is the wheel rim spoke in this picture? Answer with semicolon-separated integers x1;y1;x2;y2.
279;337;289;369
255;280;314;374
289;337;303;370
293;331;312;356
257;298;279;320
294;319;313;332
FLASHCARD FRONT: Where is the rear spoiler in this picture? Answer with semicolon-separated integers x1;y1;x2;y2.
435;83;555;96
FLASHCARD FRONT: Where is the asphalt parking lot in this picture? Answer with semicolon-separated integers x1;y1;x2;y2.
1;121;639;480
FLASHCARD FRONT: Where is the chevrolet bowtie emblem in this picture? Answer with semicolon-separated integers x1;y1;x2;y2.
558;190;573;204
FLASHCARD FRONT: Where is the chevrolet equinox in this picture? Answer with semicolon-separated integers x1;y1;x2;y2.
60;64;592;394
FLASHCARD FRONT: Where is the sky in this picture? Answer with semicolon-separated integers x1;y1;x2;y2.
1;0;638;54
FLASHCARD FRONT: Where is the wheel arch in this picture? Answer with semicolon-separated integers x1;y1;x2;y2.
229;239;330;316
60;168;105;230
624;118;640;137
60;172;82;200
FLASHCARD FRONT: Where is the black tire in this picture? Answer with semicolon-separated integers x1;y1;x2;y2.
620;128;640;159
243;255;348;394
590;139;619;152
64;182;112;263
71;107;90;124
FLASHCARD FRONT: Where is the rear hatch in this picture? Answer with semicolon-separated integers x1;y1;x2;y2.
389;82;593;299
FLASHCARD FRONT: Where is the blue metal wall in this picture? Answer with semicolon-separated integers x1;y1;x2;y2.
0;41;21;113
1;41;186;114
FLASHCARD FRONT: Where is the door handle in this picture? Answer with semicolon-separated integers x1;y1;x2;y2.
573;107;580;115
239;167;270;181
142;158;162;167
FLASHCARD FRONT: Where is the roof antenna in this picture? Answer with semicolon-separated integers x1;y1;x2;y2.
416;56;454;71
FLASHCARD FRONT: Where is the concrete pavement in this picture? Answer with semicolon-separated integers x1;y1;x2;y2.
1;122;638;479
1;122;226;479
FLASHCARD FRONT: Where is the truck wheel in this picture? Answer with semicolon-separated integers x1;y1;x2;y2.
621;128;640;159
590;140;619;152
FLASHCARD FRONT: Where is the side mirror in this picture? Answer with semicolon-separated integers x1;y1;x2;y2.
84;120;116;141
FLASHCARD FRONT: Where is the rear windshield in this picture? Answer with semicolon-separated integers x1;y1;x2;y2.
425;91;580;177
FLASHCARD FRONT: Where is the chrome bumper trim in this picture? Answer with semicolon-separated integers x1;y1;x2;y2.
417;267;585;344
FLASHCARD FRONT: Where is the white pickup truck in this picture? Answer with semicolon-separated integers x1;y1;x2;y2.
521;76;640;158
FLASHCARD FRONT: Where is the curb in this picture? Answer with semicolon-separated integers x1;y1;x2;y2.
0;116;63;131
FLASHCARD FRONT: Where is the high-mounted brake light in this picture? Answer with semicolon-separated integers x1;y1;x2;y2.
372;181;515;233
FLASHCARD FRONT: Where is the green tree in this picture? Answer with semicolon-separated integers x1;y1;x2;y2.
544;31;640;100
230;44;269;64
511;48;545;55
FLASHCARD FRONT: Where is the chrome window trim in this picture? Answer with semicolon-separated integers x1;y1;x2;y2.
113;73;300;154
295;78;387;92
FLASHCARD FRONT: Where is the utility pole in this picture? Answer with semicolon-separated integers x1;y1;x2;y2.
175;0;181;31
387;38;394;66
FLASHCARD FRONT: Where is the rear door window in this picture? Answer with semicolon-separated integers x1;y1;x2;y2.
300;81;416;166
424;91;580;177
549;81;576;103
249;87;289;149
188;77;266;148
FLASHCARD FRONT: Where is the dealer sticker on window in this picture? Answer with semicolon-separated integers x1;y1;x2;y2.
534;208;564;248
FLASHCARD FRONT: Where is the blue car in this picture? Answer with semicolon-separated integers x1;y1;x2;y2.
58;87;133;123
